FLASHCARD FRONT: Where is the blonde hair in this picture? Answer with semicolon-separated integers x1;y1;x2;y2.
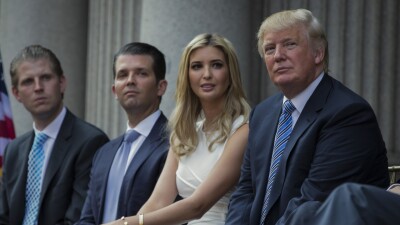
169;33;250;156
257;9;329;72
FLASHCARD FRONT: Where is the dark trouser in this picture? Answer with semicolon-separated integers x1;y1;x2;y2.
284;183;400;225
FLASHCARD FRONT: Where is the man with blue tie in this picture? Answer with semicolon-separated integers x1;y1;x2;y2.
77;42;170;224
0;45;109;225
225;9;389;225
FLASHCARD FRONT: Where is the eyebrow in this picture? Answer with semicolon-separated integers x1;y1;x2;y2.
264;37;295;46
190;59;224;63
117;67;149;73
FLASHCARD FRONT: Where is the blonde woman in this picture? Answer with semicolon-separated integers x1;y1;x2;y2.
104;33;250;225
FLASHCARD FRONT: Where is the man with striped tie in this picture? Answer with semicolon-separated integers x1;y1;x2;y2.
226;9;389;225
0;45;109;225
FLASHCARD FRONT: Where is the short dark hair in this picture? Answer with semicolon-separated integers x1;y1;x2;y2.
10;45;63;87
112;42;166;81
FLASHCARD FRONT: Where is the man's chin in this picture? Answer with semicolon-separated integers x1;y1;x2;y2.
274;78;294;88
122;101;140;110
30;105;61;119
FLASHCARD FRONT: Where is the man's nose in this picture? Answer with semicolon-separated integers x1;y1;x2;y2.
34;78;43;91
274;45;286;61
127;73;136;84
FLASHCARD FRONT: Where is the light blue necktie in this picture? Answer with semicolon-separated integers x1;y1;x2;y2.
102;130;141;223
260;100;296;225
23;132;49;225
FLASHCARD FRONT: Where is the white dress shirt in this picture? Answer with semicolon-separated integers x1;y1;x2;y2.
283;72;324;128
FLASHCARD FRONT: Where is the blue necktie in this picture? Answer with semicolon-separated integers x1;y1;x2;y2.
23;132;49;225
260;100;296;225
102;130;141;223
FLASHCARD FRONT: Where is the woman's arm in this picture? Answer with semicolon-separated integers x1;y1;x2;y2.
102;123;249;225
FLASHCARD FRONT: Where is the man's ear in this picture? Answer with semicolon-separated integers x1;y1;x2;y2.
157;79;168;96
314;46;325;65
59;75;67;95
12;86;23;102
112;84;118;99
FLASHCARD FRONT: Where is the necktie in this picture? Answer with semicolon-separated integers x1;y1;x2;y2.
102;130;141;223
23;132;49;225
260;100;296;225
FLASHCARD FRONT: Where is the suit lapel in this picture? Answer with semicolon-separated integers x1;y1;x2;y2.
14;132;35;223
40;110;74;201
267;75;333;213
256;96;283;188
255;95;283;215
117;114;167;215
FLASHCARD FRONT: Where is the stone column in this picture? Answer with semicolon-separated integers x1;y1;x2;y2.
85;0;141;138
0;0;88;135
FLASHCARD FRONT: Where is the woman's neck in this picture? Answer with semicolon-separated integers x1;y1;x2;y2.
202;107;222;132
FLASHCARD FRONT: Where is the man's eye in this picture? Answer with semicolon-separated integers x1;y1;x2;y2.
117;73;127;78
21;79;33;86
265;47;275;55
42;75;52;81
285;42;297;48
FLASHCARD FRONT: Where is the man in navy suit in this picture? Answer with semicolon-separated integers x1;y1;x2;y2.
77;42;169;224
225;9;389;225
0;45;109;225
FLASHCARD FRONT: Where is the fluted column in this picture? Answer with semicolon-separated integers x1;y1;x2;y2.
0;0;88;135
85;0;140;138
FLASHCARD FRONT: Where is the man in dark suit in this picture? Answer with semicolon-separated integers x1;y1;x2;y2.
0;45;109;225
284;182;400;225
225;9;389;225
77;42;169;224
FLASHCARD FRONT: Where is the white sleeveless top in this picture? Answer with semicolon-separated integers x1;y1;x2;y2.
176;116;245;225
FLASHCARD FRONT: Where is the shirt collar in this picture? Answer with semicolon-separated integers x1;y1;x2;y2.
125;110;161;137
33;107;67;139
283;72;324;114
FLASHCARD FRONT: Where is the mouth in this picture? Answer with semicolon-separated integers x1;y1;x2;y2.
200;84;215;91
34;97;47;103
275;67;290;73
124;90;139;96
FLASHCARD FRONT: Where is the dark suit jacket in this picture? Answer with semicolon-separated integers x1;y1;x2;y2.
0;109;109;225
285;183;400;225
225;74;389;225
77;113;169;225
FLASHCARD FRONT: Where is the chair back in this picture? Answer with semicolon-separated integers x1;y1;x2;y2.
388;166;400;184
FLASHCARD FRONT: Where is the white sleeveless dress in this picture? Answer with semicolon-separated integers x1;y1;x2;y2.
176;116;244;225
